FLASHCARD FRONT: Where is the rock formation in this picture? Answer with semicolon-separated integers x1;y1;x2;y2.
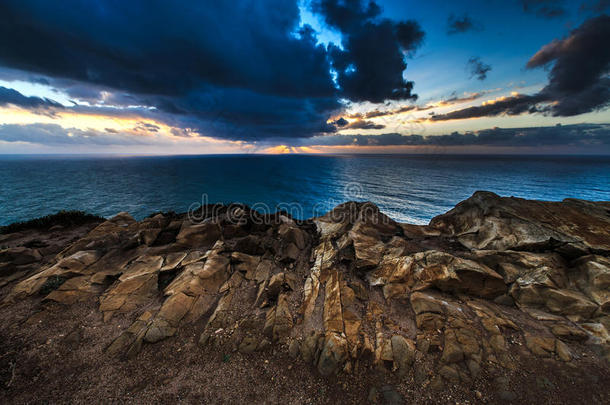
0;192;609;403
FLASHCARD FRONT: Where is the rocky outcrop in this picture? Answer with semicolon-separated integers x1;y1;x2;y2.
430;191;610;254
0;194;609;403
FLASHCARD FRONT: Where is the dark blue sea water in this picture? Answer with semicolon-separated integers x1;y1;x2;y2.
1;154;609;226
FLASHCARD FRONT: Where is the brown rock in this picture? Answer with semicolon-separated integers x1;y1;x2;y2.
524;334;556;357
430;191;610;253
318;333;348;376
555;339;572;361
410;251;506;299
3;194;610;394
278;223;306;249
323;270;344;334
391;335;415;376
175;220;221;249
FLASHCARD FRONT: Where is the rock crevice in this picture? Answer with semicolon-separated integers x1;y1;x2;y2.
1;193;609;401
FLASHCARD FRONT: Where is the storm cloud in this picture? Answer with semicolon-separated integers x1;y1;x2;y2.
314;0;425;103
527;14;610;116
432;15;610;121
0;0;427;141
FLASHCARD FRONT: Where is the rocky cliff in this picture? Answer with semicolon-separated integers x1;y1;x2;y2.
0;191;609;403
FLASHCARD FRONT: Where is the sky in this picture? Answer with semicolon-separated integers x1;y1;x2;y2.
0;0;609;154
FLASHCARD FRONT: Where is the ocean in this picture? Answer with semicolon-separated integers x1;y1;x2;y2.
1;154;609;226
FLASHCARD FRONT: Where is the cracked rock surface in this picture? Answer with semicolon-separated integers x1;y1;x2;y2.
1;192;609;403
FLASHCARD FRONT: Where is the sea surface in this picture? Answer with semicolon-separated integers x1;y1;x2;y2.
1;154;609;226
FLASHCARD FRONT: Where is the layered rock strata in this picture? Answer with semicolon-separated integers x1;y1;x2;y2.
1;192;609;402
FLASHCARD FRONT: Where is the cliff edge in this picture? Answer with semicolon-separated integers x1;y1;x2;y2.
1;192;609;403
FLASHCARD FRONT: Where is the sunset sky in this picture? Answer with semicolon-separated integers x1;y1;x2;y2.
0;0;609;154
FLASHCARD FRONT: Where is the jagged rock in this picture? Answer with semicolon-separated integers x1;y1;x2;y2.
267;272;288;298
409;251;506;299
390;335;415;376
410;291;446;331
580;323;609;344
323;270;344;333
227;235;264;255
473;250;566;284
0;247;42;265
317;333;348;376
281;242;300;262
144;318;176;343
510;281;599;320
44;276;94;304
572;255;610;313
524;334;556;357
300;331;323;365
1;194;609;402
160;252;187;271
6;249;102;302
555;339;572;361
106;311;153;358
175;220;221;249
430;191;610;254
351;232;386;269
264;293;293;341
550;323;589;341
278;223;306;250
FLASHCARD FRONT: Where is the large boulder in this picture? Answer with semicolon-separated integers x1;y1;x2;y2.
430;191;610;254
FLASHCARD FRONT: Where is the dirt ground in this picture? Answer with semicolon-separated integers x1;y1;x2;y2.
1;296;608;404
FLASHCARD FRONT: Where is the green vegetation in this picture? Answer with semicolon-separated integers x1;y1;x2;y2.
0;211;105;234
39;275;66;296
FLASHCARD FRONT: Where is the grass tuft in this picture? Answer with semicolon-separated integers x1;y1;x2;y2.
1;210;105;234
39;275;67;296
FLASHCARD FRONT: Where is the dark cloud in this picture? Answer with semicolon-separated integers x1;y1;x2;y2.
467;57;492;81
0;1;333;98
334;118;349;127
3;122;609;151
0;0;426;141
0;67;51;86
527;15;610;116
333;119;385;130
0;86;63;110
166;87;340;139
520;0;566;19
342;92;486;122
430;94;542;121
0;1;345;140
305;123;610;147
527;14;610;116
313;0;425;103
446;14;482;35
345;104;429;120
432;15;610;121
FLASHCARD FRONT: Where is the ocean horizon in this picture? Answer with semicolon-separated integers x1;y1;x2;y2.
2;153;609;226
